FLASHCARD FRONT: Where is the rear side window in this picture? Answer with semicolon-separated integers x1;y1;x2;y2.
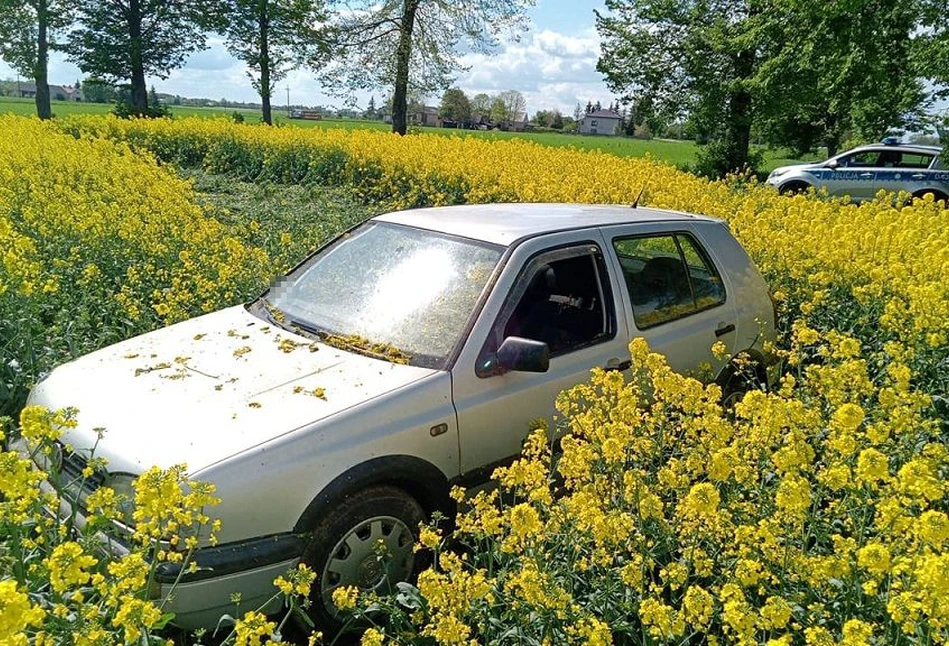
897;153;934;169
613;233;725;329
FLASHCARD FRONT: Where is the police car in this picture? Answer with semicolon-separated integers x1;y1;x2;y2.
766;139;948;203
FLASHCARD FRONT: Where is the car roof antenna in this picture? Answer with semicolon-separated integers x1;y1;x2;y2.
630;185;647;209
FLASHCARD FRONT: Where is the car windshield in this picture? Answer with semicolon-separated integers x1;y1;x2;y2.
268;221;503;368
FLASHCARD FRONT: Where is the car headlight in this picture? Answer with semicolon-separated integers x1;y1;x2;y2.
768;168;788;179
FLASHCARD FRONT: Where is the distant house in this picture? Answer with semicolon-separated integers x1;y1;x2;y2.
414;105;441;127
511;112;529;132
579;109;622;136
16;82;83;102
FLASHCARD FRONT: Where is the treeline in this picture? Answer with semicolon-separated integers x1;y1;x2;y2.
0;0;534;132
596;0;949;176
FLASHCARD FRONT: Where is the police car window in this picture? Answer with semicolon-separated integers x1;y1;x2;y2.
840;151;881;168
613;234;724;329
897;153;933;169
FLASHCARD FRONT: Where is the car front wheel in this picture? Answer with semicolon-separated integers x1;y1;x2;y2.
300;485;426;633
779;181;812;196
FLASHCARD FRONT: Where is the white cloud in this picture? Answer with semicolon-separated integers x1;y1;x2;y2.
455;26;614;115
2;20;615;115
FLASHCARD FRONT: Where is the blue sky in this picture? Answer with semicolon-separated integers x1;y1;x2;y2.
0;1;612;115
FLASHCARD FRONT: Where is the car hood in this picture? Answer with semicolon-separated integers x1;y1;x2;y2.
27;305;437;474
770;161;822;176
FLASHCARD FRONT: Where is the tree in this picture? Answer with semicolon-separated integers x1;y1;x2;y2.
489;89;526;127
439;87;471;123
68;0;211;116
597;0;762;176
215;0;327;125
573;102;582;122
321;0;534;135
550;110;564;129
0;0;72;119
585;100;593;114
754;0;933;157
82;76;116;103
533;109;550;127
364;96;377;120
471;92;491;115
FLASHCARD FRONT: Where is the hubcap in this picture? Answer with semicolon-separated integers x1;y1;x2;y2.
320;515;415;613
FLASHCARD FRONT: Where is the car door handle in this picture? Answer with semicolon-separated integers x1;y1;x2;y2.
859;172;874;178
604;358;631;372
911;173;926;180
715;323;736;337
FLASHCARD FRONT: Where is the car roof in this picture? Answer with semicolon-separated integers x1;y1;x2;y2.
847;143;943;155
374;203;718;246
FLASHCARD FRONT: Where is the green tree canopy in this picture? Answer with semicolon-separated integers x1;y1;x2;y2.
67;0;211;116
470;92;492;115
597;0;761;177
754;0;933;157
439;87;471;122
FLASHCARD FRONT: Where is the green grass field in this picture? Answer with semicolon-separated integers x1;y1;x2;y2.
0;95;809;171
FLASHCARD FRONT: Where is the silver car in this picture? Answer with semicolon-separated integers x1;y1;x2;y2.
767;140;948;203
25;204;777;631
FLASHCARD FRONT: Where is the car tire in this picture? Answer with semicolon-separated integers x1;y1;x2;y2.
300;485;426;634
779;181;812;196
911;189;948;206
718;355;768;409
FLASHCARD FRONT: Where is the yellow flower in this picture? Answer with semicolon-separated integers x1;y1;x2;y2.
856;543;891;577
233;610;276;646
46;541;97;594
332;585;359;610
0;580;45;642
360;627;385;646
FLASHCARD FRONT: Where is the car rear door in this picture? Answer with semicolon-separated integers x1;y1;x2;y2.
600;221;738;380
450;228;631;480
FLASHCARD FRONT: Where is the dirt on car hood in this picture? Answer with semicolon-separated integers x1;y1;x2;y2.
27;305;437;473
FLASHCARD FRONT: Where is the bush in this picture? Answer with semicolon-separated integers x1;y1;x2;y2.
694;137;765;179
112;99;170;120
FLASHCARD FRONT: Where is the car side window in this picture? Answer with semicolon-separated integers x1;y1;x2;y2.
613;233;725;329
897;153;934;169
839;151;881;168
479;245;615;370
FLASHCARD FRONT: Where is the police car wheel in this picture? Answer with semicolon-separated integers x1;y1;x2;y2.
911;190;948;205
779;181;811;196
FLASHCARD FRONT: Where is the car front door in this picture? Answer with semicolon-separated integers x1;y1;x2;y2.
824;149;883;200
451;229;631;479
600;222;738;380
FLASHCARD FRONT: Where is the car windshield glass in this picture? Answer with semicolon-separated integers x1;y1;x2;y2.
270;221;503;368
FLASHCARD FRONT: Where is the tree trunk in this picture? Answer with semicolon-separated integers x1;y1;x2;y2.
129;0;148;116
259;0;272;125
34;0;51;119
391;0;420;135
724;48;754;172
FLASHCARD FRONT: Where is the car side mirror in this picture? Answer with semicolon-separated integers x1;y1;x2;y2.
826;159;839;170
496;336;550;374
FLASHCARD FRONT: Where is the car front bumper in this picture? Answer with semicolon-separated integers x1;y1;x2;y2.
17;439;305;631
